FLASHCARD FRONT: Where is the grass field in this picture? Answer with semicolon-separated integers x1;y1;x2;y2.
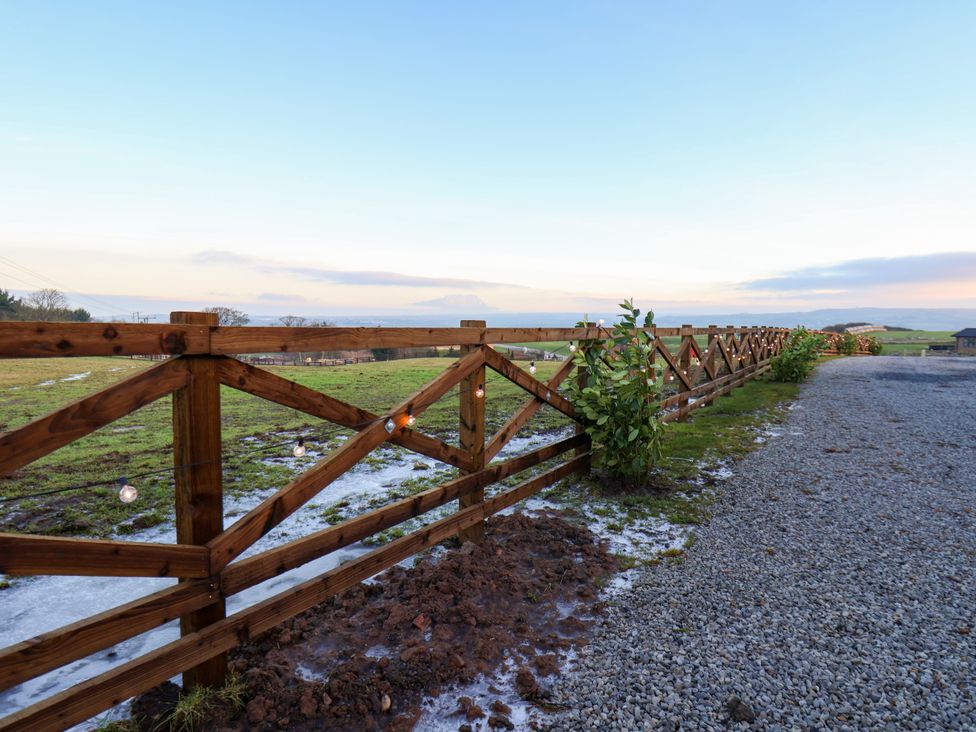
871;330;954;355
0;351;812;539
0;356;570;536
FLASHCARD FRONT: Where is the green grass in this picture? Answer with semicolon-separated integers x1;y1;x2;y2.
539;371;801;539
0;356;571;536
658;374;800;479
870;330;954;355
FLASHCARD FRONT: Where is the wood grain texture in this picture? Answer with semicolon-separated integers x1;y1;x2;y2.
0;453;587;732
217;357;473;471
484;355;576;463
0;322;209;359
220;433;587;596
458;324;487;544
482;348;576;419
0;358;189;477
170;311;226;689
207;348;486;570
0;578;216;693
0;534;210;578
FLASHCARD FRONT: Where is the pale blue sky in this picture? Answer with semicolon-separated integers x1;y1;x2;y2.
1;1;974;316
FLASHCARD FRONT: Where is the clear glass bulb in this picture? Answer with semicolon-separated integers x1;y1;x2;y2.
545;390;551;400
407;414;416;426
475;385;485;398
384;418;396;433
529;362;537;375
569;342;577;352
292;439;306;457
118;481;137;504
597;319;605;326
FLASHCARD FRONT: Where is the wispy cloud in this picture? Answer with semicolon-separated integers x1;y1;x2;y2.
742;251;976;292
191;250;518;290
257;292;307;302
412;294;498;311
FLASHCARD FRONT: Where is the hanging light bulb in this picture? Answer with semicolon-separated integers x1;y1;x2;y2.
597;318;605;326
384;418;396;433
475;384;485;399
529;361;537;375
545;390;552;400
569;341;577;353
406;412;417;426
118;478;137;504
292;437;307;457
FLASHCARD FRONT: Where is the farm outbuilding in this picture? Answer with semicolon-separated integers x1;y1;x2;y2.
951;328;976;354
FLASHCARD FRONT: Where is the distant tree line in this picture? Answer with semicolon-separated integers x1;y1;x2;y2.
0;288;91;322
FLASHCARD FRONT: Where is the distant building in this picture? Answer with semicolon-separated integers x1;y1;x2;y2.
844;324;886;334
952;329;976;355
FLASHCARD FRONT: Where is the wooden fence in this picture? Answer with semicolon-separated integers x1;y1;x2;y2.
0;317;855;730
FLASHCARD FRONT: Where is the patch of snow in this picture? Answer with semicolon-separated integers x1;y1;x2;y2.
61;372;91;382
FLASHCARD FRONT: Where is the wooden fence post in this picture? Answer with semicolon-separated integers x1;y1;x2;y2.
458;319;486;544
677;324;693;421
706;325;718;376
170;311;226;689
575;322;594;464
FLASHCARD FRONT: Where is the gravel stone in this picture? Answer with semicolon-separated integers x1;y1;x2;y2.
544;357;976;731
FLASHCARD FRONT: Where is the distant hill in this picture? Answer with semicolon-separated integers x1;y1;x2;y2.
651;308;976;331
240;307;976;331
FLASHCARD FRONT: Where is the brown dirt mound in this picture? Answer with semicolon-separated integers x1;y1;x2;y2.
131;511;617;731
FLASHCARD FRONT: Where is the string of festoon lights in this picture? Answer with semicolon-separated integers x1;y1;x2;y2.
0;424;381;507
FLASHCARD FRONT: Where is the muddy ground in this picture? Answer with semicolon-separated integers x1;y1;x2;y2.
130;511;619;731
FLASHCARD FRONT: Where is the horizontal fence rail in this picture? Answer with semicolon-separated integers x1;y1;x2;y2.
0;316;872;730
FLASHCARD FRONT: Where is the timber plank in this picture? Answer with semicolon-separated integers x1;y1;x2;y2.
220;433;587;596
0;579;216;693
217;358;472;471
0;322;209;359
0;359;189;477
207;348;486;569
484;355;576;463
0;454;587;732
0;534;209;578
482;348;576;419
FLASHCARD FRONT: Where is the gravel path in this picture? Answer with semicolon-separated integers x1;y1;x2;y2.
546;356;976;731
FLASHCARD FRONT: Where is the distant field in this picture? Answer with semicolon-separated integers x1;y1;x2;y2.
0;356;570;536
872;330;954;355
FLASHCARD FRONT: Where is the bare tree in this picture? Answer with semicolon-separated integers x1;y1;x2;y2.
278;315;308;327
26;288;70;311
203;306;250;326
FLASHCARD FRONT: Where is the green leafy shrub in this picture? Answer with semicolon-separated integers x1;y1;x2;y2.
566;300;664;487
866;336;883;355
837;332;859;355
769;327;826;382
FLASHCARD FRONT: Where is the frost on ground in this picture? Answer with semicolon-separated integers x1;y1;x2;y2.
128;513;618;732
2;413;747;731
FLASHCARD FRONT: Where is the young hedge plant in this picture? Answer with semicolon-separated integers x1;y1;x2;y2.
837;332;859;355
769;327;827;383
566;300;665;488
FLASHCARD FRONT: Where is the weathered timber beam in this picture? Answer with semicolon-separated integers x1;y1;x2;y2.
0;322;209;359
0;579;216;694
653;340;693;390
216;357;473;471
482;348;576;419
0;534;210;578
0;358;189;477
484;355;577;463
0;453;587;732
207;348;486;570
220;433;587;596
